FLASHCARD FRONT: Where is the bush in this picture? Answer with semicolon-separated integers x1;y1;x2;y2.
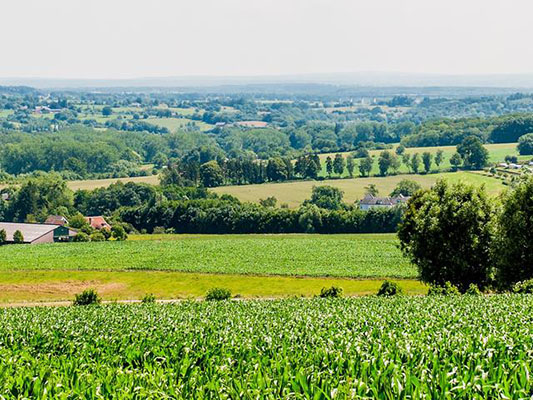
398;180;495;292
141;293;156;304
427;282;461;296
73;289;101;306
512;279;533;294
73;232;90;242
111;225;128;241
319;286;343;298
90;232;106;242
13;230;24;244
152;226;166;234
465;283;482;296
377;280;403;296
205;287;231;301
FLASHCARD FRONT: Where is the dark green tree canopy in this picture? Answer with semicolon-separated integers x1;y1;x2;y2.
456;136;489;170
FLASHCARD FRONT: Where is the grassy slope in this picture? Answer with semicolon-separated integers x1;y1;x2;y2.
67;174;160;191
212;171;505;208
0;233;414;278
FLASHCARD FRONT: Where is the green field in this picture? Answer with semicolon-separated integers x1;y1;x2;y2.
212;171;505;207
318;143;527;178
66;174;160;191
0;234;414;278
1;296;531;398
145;117;213;132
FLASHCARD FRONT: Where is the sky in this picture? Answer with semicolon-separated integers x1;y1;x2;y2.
2;0;533;79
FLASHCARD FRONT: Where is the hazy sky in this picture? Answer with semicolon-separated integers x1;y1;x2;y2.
2;0;533;79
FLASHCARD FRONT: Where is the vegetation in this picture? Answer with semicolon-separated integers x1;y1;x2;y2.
73;288;101;306
318;285;343;298
377;280;403;296
205;287;232;301
0;296;532;397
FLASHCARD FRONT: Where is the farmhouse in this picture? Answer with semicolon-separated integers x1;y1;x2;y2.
359;194;409;211
45;215;69;226
0;222;77;244
85;216;111;230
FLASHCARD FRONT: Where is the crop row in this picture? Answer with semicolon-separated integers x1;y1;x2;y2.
1;295;532;398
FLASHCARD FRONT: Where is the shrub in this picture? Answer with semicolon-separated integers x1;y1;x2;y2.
111;225;128;241
73;232;90;242
512;279;533;294
465;283;482;296
152;226;166;234
377;280;403;296
90;232;106;242
319;286;343;298
427;282;461;296
205;287;231;301
13;230;24;244
141;293;156;304
73;289;101;306
398;180;495;292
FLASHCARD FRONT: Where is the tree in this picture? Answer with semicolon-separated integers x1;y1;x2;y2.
346;155;355;178
73;232;90;242
435;150;444;168
266;158;288;182
390;179;422;197
259;197;277;208
450;152;462;170
307;186;344;210
517;133;533;155
398;180;496;292
410;153;421;174
395;144;406;155
13;230;24;244
402;153;411;171
0;229;6;244
333;154;345;176
457;136;489;170
200;161;224;187
102;106;113;116
359;156;373;177
112;225;128;241
422;152;433;173
365;184;379;196
378;151;393;176
494;177;533;287
325;156;333;177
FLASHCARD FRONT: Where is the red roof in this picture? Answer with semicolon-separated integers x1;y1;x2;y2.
84;216;111;230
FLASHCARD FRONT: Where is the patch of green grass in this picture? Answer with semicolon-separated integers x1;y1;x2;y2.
212;171;505;207
0;234;415;279
144;117;213;132
0;270;425;303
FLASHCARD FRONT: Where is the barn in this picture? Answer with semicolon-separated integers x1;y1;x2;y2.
0;222;77;244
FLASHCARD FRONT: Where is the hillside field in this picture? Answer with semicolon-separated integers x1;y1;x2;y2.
212;171;505;207
1;296;531;398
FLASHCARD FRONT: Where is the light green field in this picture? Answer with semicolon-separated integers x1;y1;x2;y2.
0;110;14;118
0;234;414;278
145;117;213;132
213;171;505;207
67;174;160;191
0;270;424;303
318;143;526;178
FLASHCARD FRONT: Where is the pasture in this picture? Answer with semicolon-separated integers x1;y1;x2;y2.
212;171;505;207
66;174;160;191
144;117;213;132
1;296;531;398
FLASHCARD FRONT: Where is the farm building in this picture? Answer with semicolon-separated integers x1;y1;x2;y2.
45;215;69;226
359;194;410;211
0;222;77;244
85;216;111;230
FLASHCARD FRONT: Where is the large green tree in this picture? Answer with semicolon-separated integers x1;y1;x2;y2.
398;180;496;291
517;133;533;155
199;161;224;187
457;136;489;170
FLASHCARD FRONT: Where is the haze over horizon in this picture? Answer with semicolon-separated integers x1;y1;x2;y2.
2;0;533;82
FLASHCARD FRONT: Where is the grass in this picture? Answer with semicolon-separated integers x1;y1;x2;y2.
1;296;531;397
0;270;424;303
144;117;213;132
212;171;505;207
67;174;160;191
0;233;415;278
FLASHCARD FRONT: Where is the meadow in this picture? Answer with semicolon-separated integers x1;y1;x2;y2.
212;171;505;207
1;296;531;398
0;234;414;278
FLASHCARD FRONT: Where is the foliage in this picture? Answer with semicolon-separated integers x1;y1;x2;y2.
377;280;403;296
0;229;5;244
200;160;224;187
90;232;106;242
465;283;482;296
205;287;232;301
512;279;533;294
12;230;24;244
427;282;461;296
456;136;489;170
111;225;128;241
390;179;422;197
141;293;156;304
495;177;533;287
0;297;532;397
398;180;496;292
73;288;101;306
318;286;343;298
73;232;90;242
517;133;533;155
307;185;344;210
